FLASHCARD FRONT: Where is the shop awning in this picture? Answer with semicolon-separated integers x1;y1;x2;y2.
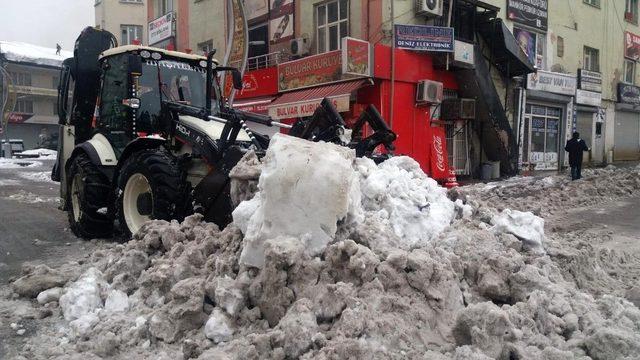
477;18;536;78
268;79;370;120
232;96;276;115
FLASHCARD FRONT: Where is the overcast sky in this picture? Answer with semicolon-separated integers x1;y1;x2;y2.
0;0;94;51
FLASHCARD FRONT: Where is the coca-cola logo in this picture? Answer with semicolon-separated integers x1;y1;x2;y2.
433;134;446;172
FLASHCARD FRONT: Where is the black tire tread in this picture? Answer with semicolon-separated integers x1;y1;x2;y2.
67;153;114;239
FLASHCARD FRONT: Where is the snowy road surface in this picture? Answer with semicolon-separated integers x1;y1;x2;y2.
0;159;84;283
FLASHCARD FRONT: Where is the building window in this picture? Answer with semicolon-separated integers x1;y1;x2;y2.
583;46;600;72
624;59;636;84
584;0;600;7
197;40;214;55
514;27;546;69
156;0;171;17
316;0;349;53
121;25;143;45
9;72;32;86
626;0;638;24
557;36;564;57
14;99;34;113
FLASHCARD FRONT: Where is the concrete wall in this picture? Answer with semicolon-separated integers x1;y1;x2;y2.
95;0;148;45
188;0;226;55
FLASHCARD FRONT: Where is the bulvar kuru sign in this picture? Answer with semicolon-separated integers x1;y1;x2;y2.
394;24;454;52
617;82;640;105
277;37;371;92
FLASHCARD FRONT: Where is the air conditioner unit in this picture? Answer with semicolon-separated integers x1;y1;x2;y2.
416;0;443;17
290;38;310;57
441;98;476;120
416;80;443;104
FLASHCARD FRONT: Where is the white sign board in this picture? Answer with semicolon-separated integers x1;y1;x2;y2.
527;70;577;96
149;13;173;45
576;89;602;107
454;40;474;65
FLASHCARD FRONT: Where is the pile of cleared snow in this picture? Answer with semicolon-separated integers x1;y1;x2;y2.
491;209;545;252
20;148;57;159
19;171;54;183
234;134;457;268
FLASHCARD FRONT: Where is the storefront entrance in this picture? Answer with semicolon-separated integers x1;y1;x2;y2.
523;104;562;170
614;111;640;161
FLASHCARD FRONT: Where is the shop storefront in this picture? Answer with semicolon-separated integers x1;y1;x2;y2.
236;36;458;182
523;70;577;170
614;83;640;161
575;69;604;164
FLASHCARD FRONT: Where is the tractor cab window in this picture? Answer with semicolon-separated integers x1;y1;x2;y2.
99;56;129;132
137;59;221;131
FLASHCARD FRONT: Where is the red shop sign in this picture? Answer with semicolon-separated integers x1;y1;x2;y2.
430;127;450;180
235;67;279;99
625;31;640;60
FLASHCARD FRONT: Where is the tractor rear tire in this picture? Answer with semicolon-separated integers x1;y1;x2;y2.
67;153;114;239
116;148;191;237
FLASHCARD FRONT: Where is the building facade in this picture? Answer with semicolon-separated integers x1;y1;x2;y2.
0;42;71;149
95;0;148;46
147;0;190;51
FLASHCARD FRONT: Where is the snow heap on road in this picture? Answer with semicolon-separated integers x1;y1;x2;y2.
20;148;57;159
0;41;72;67
234;134;456;268
4;136;640;359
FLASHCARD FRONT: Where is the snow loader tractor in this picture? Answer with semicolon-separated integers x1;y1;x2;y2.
53;27;396;239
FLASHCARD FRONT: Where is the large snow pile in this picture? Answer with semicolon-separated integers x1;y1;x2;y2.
0;41;72;67
4;136;640;359
234;134;455;268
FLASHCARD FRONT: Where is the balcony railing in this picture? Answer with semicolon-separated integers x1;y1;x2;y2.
229;51;291;71
13;85;58;97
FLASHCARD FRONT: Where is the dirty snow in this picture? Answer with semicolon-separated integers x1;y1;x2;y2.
0;158;42;169
6;190;58;204
2;139;640;359
19;171;55;183
19;148;57;159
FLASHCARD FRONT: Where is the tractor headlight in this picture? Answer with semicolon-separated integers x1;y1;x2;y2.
151;52;162;60
140;50;151;59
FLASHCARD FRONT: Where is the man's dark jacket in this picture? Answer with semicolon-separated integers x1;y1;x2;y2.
564;138;589;166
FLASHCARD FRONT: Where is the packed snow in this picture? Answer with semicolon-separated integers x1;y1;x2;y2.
19;171;54;183
19;148;57;159
0;41;72;67
0;158;42;169
2;136;640;360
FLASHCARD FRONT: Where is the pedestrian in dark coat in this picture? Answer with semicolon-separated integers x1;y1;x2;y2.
564;132;590;180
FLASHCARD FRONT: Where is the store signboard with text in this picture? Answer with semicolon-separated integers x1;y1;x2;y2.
578;69;602;93
617;83;640;105
507;0;548;31
268;96;350;119
277;39;372;92
527;70;576;96
624;31;640;60
148;13;173;45
394;24;454;52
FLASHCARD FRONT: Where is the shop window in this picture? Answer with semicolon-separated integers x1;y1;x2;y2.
121;25;143;45
624;59;636;84
514;27;546;69
316;0;349;53
584;0;600;8
557;36;564;58
583;46;600;72
524;104;562;169
14;99;34;113
626;0;638;24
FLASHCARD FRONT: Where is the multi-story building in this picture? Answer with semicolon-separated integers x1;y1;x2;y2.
147;0;190;51
0;42;71;149
95;0;148;46
183;0;640;179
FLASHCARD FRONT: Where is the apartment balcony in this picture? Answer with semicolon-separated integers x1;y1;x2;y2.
13;85;58;98
229;51;291;71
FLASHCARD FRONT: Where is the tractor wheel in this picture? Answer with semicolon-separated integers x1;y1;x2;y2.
67;153;114;239
116;148;191;237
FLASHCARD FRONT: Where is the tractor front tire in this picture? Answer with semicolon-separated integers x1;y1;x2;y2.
67;153;114;239
116;148;191;238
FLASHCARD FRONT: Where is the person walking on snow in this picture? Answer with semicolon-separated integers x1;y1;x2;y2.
564;132;590;180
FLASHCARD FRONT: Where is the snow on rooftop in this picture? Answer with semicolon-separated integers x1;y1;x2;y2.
0;41;73;68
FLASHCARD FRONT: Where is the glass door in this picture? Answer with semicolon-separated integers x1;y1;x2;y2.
525;104;562;170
